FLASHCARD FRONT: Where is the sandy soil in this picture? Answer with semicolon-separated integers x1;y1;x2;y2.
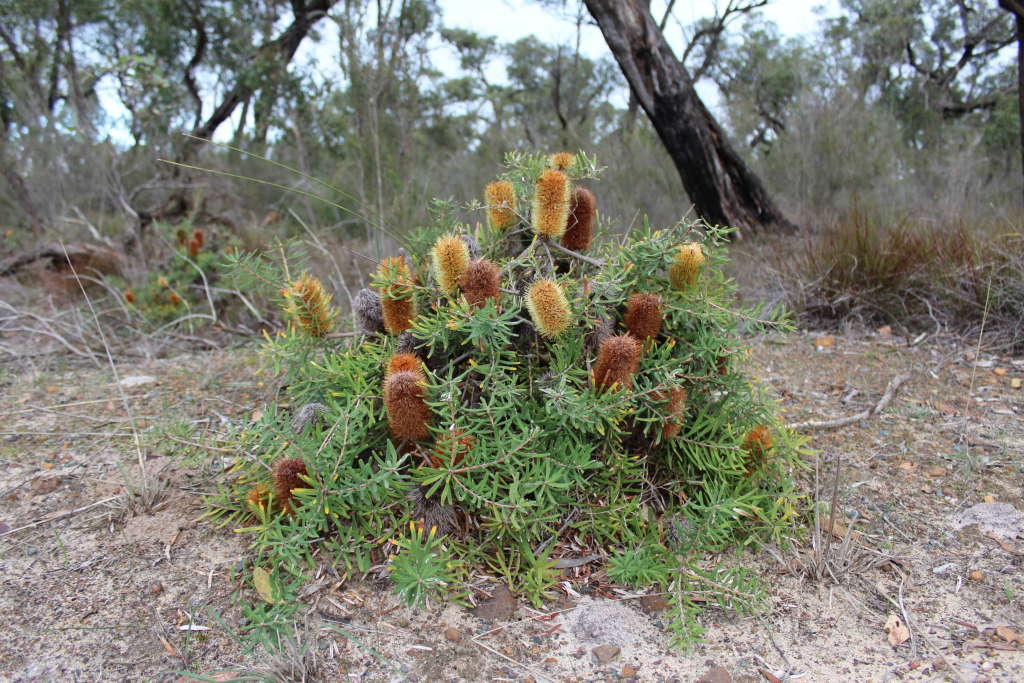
1;330;1022;683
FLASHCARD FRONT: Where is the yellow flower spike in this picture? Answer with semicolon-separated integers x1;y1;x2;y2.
525;279;572;338
430;234;470;294
531;169;571;239
669;243;706;289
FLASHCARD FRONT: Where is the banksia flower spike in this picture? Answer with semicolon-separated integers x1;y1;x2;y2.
657;387;689;440
272;457;308;514
525;279;571;338
485;180;518;231
531;169;571;239
561;187;595;253
592;334;641;392
462;258;501;310
187;238;200;258
157;276;168;288
246;483;269;513
353;288;384;335
377;256;417;334
169;292;182;306
384;370;432;442
192;228;205;248
742;425;773;472
430;234;470;295
669;243;706;289
623;292;663;342
123;290;136;304
283;274;337;337
175;228;188;246
550;152;575;170
431;428;474;469
386;352;425;382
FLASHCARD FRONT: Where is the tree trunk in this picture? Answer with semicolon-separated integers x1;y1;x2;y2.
152;0;335;222
583;0;796;236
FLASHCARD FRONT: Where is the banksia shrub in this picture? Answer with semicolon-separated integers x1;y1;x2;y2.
623;292;663;342
485;180;518;231
592;334;641;392
562;187;596;253
532;169;572;239
669;243;705;289
550;152;575;170
283;274;337;337
462;258;501;309
384;370;432;442
377;256;417;334
272;458;308;514
211;152;803;650
430;234;470;295
525;279;571;338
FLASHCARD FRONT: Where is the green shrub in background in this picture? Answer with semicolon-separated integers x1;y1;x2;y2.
204;152;810;649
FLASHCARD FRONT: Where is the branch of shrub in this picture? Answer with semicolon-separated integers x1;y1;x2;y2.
786;374;910;431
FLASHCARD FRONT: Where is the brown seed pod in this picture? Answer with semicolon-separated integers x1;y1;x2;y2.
430;234;470;294
462;258;501;310
655;387;689;440
623;292;663;342
431;428;474;469
484;180;518;231
123;290;136;304
272;458;308;514
377;256;417;334
550;152;575;170
531;169;571;239
525;279;571;338
384;370;432;442
353;288;384;335
561;187;595;253
187;238;200;258
191;228;205;248
592;334;641;392
408;486;455;536
669;243;705;289
283;274;337;337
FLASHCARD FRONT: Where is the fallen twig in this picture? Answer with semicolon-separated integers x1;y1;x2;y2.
786;373;910;431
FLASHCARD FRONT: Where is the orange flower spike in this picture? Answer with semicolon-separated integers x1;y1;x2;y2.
283;274;337;337
485;180;518;231
531;169;571;239
561;187;596;253
187;238;200;258
462;258;501;310
669;243;706;289
623;292;663;342
659;387;689;440
123;290;136;304
191;228;205;248
550;152;575;170
386;353;425;382
592;334;641;392
377;256;417;334
168;292;182;306
431;429;475;468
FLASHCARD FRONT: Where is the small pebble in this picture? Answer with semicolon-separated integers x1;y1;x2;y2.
237;618;247;626
26;548;36;556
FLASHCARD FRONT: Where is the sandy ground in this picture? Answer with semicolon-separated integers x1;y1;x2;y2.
1;330;1023;683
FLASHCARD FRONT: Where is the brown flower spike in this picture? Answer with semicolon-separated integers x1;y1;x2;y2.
592;334;641;392
431;429;474;469
656;387;689;440
742;425;773;472
187;238;200;258
669;243;706;289
484;181;518;231
561;187;596;253
623;292;663;342
123;290;136;304
531;169;571;239
430;235;470;294
169;292;182;306
525;279;571;338
386;353;425;382
377;256;417;334
284;274;337;337
247;483;269;513
192;228;205;248
462;258;501;309
384;370;432;442
272;458;308;514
